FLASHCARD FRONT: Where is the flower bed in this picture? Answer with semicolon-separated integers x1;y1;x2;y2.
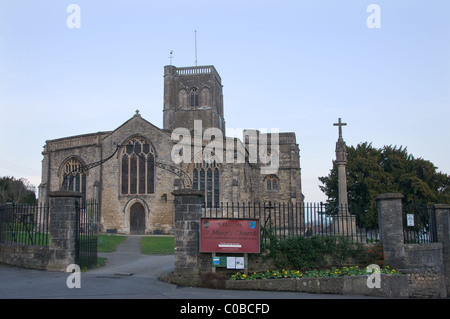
226;266;410;298
230;265;400;280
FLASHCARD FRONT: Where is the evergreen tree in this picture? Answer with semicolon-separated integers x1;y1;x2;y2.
0;176;36;204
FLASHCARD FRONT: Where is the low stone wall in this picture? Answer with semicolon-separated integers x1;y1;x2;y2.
404;243;444;269
0;192;84;272
225;272;446;298
0;243;50;270
402;268;447;298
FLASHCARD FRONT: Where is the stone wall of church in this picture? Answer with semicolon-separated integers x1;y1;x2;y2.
247;136;302;204
40;118;303;235
219;162;253;204
99;115;178;234
40;133;105;202
40;115;186;235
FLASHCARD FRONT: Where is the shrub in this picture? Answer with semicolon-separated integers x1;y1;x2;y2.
360;243;384;266
261;228;376;269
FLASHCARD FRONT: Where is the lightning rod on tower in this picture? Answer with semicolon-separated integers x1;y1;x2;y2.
195;30;198;66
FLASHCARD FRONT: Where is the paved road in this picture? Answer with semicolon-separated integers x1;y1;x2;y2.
0;236;378;299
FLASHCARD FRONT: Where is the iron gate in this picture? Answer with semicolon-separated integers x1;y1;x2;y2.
75;199;99;269
403;203;437;244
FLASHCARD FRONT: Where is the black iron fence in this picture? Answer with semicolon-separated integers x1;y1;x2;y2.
0;203;49;246
203;202;380;243
75;199;99;269
403;203;437;244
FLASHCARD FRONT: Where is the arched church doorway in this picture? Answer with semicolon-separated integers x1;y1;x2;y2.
130;202;145;234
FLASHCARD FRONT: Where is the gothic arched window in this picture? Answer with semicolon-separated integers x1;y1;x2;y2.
192;153;220;208
61;157;86;204
178;89;188;108
264;175;279;191
121;137;155;195
200;87;211;106
190;87;199;107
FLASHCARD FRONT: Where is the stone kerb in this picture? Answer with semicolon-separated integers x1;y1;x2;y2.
172;189;204;284
46;191;81;272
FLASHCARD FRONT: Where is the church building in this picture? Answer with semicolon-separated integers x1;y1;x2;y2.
38;65;303;234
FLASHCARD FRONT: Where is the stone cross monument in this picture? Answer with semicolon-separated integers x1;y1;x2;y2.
333;118;349;213
332;118;356;236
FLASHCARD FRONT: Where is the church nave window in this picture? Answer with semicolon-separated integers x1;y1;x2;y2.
121;137;155;195
192;155;220;208
61;157;87;205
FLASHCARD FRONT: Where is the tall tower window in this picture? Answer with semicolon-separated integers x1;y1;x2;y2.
190;87;199;107
192;153;220;207
178;89;188;108
200;87;211;106
121;137;155;195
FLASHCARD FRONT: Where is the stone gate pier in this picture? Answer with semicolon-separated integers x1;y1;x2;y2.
171;189;204;286
376;193;449;298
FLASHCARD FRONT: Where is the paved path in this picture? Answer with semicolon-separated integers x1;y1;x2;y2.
0;236;379;299
91;235;174;278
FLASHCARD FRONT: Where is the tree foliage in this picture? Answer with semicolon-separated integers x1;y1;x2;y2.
319;142;450;226
0;176;36;204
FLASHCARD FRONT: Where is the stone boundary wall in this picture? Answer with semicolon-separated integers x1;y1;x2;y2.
376;194;449;297
170;191;449;298
225;272;446;298
0;244;50;270
404;243;444;269
402;268;447;298
0;191;82;272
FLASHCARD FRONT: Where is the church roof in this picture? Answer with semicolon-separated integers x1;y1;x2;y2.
44;110;167;152
101;109;168;142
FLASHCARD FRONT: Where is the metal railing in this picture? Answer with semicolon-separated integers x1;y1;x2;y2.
403;203;437;244
202;202;380;243
0;203;49;246
75;199;99;269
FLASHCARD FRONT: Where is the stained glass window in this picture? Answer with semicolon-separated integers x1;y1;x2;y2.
61;157;87;205
192;153;220;207
121;137;155;195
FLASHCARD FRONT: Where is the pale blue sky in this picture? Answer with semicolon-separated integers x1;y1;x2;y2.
0;1;449;202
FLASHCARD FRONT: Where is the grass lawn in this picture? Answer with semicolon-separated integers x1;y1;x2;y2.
97;234;174;254
97;234;127;252
141;236;174;254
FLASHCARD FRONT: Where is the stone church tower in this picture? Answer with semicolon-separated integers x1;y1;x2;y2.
39;64;303;234
163;65;225;135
